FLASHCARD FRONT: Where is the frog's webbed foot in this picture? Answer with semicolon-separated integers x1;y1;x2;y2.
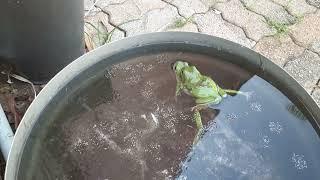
224;89;254;101
193;110;204;145
239;91;254;101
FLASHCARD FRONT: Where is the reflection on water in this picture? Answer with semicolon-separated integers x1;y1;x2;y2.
20;52;320;180
176;76;320;180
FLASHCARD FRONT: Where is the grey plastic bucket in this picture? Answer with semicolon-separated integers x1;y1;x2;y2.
3;32;320;179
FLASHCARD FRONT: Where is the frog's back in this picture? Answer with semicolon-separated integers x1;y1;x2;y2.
181;66;202;85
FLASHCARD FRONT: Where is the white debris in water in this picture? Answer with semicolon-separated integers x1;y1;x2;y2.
151;113;159;126
176;175;188;180
155;54;170;64
226;113;238;121
250;102;262;112
141;114;147;119
269;121;283;134
141;81;155;99
143;64;154;72
291;153;307;170
125;74;141;85
95;129;123;153
161;169;169;175
262;135;271;148
72;138;89;154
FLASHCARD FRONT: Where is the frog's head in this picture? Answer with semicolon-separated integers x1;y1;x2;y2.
172;60;189;74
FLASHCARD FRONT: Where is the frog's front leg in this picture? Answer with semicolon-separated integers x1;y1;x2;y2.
193;110;203;145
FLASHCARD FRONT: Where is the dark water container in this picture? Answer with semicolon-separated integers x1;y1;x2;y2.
0;0;84;83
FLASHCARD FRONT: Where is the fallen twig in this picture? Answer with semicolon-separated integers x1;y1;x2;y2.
6;95;21;129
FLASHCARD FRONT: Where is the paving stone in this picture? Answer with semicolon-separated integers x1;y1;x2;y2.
84;12;124;49
84;0;95;10
273;0;317;16
307;0;320;8
170;0;209;17
216;0;274;41
254;35;304;66
284;50;320;93
290;11;320;47
120;5;179;36
95;0;127;8
241;0;295;24
200;0;229;7
310;41;320;54
194;10;255;48
312;89;320;107
143;6;180;32
133;0;167;14
166;22;199;32
120;19;145;37
102;0;142;25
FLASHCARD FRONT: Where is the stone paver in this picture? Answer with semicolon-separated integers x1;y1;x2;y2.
119;19;145;37
307;0;320;8
310;41;320;55
167;22;199;32
200;0;229;7
216;0;274;41
273;0;317;16
100;0;142;25
84;12;124;49
312;89;320;106
290;11;320;47
169;0;209;17
84;0;94;10
133;0;167;14
143;6;180;32
241;0;296;24
254;35;304;66
95;0;128;8
119;5;180;36
83;0;320;103
194;10;255;48
284;50;320;93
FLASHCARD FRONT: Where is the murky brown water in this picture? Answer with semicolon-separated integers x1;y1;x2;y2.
22;52;251;180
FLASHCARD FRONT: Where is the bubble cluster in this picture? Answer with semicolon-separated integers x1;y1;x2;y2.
250;102;262;112
269;121;283;134
291;153;307;170
262;135;271;148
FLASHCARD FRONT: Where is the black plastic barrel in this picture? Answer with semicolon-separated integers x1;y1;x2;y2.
0;0;84;83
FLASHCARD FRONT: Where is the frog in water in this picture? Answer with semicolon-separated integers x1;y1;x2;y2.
173;60;251;144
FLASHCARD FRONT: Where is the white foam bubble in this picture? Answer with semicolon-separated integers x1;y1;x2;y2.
269;121;283;134
226;113;238;121
291;153;307;170
262;135;271;148
250;102;262;112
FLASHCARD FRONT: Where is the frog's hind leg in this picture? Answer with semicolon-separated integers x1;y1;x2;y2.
193;110;204;145
224;89;253;101
192;96;222;111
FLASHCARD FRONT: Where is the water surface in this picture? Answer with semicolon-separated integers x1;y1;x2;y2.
20;52;320;180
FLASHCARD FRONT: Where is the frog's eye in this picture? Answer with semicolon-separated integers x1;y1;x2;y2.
171;62;176;70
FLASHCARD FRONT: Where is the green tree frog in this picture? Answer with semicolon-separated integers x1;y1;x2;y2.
173;60;251;144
